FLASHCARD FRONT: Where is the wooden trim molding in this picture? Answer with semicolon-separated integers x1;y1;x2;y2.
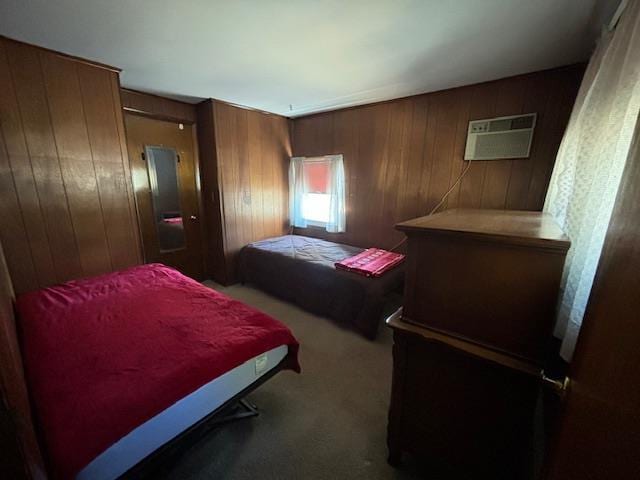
207;97;287;118
120;88;197;124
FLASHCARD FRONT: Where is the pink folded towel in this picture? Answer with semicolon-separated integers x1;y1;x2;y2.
335;248;405;277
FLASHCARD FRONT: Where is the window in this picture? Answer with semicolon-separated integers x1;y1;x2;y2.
301;160;331;224
302;192;331;224
289;155;346;232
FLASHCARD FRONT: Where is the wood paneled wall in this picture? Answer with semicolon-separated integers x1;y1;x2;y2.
197;100;290;284
291;65;584;249
0;242;45;479
120;88;197;124
0;37;141;294
196;100;226;283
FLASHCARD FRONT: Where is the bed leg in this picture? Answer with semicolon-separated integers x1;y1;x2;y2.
238;399;259;417
208;398;259;427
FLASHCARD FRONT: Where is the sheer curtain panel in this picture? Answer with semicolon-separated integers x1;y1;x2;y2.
544;0;640;360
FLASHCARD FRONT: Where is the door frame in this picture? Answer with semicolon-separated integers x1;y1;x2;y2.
122;107;207;279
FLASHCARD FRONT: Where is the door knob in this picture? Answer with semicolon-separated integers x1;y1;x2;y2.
190;215;197;221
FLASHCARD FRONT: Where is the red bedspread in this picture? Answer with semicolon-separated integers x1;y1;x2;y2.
16;264;300;479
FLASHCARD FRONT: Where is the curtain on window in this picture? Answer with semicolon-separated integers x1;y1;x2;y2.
289;155;346;233
289;156;307;229
543;0;640;360
326;155;346;232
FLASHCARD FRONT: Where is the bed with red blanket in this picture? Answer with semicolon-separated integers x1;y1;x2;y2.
16;264;300;480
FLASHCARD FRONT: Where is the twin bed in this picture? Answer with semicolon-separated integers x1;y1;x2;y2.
239;235;404;339
14;264;300;480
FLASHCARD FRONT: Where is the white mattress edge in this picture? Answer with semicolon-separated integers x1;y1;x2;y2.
77;344;289;480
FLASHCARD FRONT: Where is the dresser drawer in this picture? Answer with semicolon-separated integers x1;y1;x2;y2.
388;327;538;478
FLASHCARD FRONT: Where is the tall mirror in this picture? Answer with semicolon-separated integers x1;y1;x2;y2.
145;145;186;252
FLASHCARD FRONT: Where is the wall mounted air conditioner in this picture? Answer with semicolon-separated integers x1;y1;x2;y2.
464;113;537;160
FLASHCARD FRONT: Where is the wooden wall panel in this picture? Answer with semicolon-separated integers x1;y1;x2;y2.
197;100;291;284
291;65;584;249
0;242;46;479
0;37;141;294
0;43;55;291
214;101;291;282
0;127;38;294
6;42;83;284
196;100;227;283
42;52;113;277
120;88;197;124
79;66;140;271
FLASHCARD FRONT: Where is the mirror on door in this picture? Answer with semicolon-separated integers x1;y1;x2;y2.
145;145;186;252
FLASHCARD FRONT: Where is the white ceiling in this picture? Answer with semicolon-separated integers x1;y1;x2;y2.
0;0;619;117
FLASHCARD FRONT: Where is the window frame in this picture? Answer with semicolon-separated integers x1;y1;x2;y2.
290;154;346;233
304;219;328;228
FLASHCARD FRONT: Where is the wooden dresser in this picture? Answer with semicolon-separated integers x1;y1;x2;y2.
387;209;569;478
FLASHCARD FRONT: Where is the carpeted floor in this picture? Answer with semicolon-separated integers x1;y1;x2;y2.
153;282;424;480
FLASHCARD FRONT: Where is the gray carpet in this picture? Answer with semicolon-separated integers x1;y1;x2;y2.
154;282;423;480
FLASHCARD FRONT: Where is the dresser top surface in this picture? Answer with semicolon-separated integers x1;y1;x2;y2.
396;209;570;249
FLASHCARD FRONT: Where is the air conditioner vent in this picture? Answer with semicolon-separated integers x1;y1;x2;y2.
464;113;537;160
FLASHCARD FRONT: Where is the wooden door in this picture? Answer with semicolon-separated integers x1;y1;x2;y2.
545;123;640;478
125;114;204;279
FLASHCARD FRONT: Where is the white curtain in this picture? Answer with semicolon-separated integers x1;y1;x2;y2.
289;156;307;229
544;0;640;360
326;155;346;233
289;155;346;233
